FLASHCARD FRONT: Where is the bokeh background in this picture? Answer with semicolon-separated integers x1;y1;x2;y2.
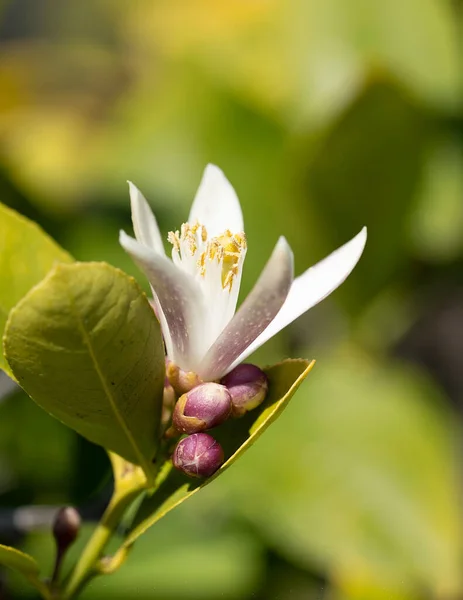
0;1;462;598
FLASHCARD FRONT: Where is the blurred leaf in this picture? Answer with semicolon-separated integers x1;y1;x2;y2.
0;202;72;376
0;389;76;504
329;582;418;600
0;0;458;205
112;359;314;558
289;0;460;120
82;529;262;600
124;0;459;127
0;544;50;599
4;262;165;477
409;137;463;262
0;387;109;506
306;78;429;305
65;215;146;287
16;510;264;600
0;544;39;578
223;351;463;597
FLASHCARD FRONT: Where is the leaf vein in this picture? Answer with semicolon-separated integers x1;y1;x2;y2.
64;278;151;475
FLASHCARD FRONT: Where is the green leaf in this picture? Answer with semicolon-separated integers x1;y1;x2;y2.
306;77;428;307
222;352;463;598
16;515;263;600
0;544;39;578
4;262;165;480
0;544;50;599
116;359;314;555
410;137;463;262
0;202;72;375
0;388;77;497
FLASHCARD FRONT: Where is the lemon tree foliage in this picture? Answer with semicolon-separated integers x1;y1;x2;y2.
114;359;314;557
222;355;463;598
0;202;72;375
4;262;165;478
0;544;51;599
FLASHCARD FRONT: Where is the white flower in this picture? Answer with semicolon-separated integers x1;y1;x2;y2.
120;164;367;381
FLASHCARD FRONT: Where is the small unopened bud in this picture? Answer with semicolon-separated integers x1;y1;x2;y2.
52;506;81;550
173;383;232;434
221;363;268;417
172;433;224;478
166;359;202;395
52;506;81;583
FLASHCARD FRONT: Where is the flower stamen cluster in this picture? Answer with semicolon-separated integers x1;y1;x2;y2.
168;223;247;293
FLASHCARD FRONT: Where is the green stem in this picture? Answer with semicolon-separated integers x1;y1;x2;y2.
62;487;142;599
31;577;53;600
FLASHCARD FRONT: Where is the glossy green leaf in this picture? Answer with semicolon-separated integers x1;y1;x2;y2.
0;544;50;599
116;359;314;554
0;202;72;376
4;262;165;479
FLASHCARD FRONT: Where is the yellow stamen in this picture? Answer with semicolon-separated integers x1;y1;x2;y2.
168;221;246;291
216;231;247;290
167;231;180;252
197;251;206;276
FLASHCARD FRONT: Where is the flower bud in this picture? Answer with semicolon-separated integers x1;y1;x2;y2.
172;433;224;478
52;506;81;551
172;382;232;434
221;363;268;416
166;359;202;395
161;377;177;428
51;506;81;584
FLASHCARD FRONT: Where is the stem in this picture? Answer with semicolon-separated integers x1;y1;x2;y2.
51;546;65;586
31;578;53;600
62;487;141;599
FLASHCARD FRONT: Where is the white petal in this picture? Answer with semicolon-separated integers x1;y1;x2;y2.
119;231;205;371
188;164;244;237
148;292;174;361
128;181;165;255
198;236;294;380
231;227;367;367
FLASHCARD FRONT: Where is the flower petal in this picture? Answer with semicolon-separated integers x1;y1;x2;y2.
128;182;165;255
188;165;244;237
119;231;205;371
231;227;367;367
198;236;294;380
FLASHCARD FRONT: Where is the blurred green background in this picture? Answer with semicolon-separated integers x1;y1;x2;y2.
0;0;462;598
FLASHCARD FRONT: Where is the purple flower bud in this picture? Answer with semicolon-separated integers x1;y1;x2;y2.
172;383;232;434
166;359;202;395
52;506;81;550
51;506;81;584
172;433;224;478
221;363;268;417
